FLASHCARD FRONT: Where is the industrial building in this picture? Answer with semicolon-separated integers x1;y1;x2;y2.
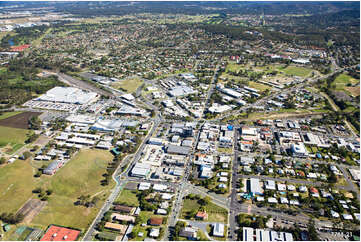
131;163;151;178
242;227;294;241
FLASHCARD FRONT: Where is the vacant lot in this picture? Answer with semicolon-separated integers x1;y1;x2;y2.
0;160;36;214
0;111;41;129
31;149;115;231
114;189;139;206
112;77;143;93
181;198;228;223
0;126;30;153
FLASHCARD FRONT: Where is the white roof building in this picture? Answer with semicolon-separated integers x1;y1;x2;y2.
36;87;98;104
213;223;225;237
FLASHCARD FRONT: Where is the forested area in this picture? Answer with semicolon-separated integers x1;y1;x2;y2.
0;58;65;106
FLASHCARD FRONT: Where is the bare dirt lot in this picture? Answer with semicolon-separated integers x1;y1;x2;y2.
16;199;47;224
0;112;41;129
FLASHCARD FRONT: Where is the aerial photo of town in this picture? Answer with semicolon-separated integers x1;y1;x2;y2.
0;1;359;241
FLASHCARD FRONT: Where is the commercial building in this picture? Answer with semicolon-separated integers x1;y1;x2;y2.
242;227;294;241
131;163;151;178
167;144;190;155
40;225;80;241
35;87;98;105
291;143;308;157
213;223;225;237
248;178;262;195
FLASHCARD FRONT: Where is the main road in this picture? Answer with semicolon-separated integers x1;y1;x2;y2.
82;116;161;241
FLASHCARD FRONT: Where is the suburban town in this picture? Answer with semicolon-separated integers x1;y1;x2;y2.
0;1;359;242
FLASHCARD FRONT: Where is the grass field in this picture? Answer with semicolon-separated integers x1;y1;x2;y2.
114;189;139;206
0;126;30;151
112;78;143;93
332;73;360;97
0;160;36;214
31;149;115;231
0;111;23;120
181;199;228;223
279;66;313;77
248;81;270;92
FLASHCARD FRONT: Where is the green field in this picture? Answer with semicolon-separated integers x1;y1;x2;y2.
0;111;23;120
279;66;313;77
332;73;360;97
248;81;270;92
31;149;115;231
114;189;139;206
180;198;228;223
112;78;143;93
0;126;30;151
0;160;36;213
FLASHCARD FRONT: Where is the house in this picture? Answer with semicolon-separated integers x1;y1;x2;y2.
179;227;198;240
111;213;135;223
268;197;278;204
161;193;173;200
113;205;135;214
342;214;353;220
156;209;167;215
212;223;225;237
299;186;307;193
277;183;286;191
149;217;163;226
280;197;289;204
195;211;208;220
104;222;127;233
331;210;340;218
149;228;160;238
264;180;276;190
287;185;296;191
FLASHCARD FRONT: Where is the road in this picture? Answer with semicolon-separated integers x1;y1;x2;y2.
55;72;115;97
82;118;161;241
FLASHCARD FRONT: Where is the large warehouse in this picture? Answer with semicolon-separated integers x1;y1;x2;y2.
36;87;98;104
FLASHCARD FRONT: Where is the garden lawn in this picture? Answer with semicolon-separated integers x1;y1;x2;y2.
31;149;115;231
181;199;228;223
0;160;36;213
114;189;139;206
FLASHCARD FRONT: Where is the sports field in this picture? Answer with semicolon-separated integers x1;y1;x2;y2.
279;66;313;77
31;149;115;230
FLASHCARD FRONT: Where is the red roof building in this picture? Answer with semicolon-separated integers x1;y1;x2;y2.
10;44;30;52
195;211;208;220
40;225;80;241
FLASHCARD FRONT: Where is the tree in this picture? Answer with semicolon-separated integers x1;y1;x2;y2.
307;219;319;241
22;151;32;160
